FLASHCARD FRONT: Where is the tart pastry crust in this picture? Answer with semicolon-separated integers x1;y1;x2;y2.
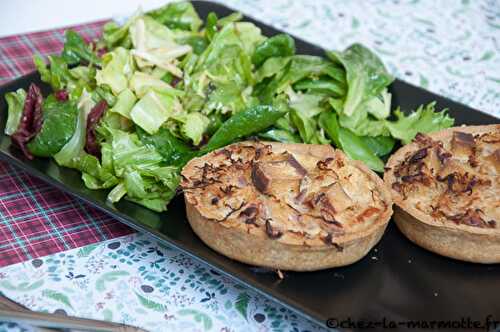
384;125;500;263
181;141;393;271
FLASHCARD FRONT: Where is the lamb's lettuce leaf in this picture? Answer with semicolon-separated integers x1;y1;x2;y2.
202;104;286;152
205;12;218;41
252;34;295;67
258;55;344;102
255;56;291;83
27;96;79;157
326;43;393;117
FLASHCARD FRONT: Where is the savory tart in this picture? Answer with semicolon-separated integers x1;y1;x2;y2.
384;125;500;263
181;141;393;271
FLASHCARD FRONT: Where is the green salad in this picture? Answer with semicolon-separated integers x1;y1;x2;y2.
4;1;454;212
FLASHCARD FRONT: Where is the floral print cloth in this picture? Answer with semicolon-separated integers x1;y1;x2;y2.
1;0;499;331
0;234;324;332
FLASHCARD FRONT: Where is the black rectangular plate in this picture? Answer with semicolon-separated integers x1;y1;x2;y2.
1;1;499;329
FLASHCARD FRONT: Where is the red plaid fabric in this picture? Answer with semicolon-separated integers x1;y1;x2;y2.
0;21;134;268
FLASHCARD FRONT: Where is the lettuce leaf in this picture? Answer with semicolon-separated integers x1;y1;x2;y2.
327;44;393;117
129;72;182;98
4;88;26;135
54;89;95;165
178;112;210;145
336;88;392;137
34;55;68;91
68;65;97;98
339;114;389;137
385;102;455;144
365;88;392;120
110;89;137;119
95;47;134;95
130;16;176;51
129;16;191;76
94;85;116;106
110;129;163;175
186;22;263;115
196;22;263;71
137;127;194;167
187;22;263;114
204;44;255;112
34;55;93;101
257;55;343;102
286;89;328;144
148;1;202;31
130;90;175;134
106;128;180;211
255;56;291;83
53;90;119;189
102;10;141;49
62;30;101;65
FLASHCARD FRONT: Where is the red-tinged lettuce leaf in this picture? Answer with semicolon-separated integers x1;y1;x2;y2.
55;89;69;101
11;84;44;159
85;100;107;158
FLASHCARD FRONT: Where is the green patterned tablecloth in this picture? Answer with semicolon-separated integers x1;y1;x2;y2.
1;0;499;331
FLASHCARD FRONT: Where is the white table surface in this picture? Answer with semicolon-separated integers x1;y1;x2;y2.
0;0;168;38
